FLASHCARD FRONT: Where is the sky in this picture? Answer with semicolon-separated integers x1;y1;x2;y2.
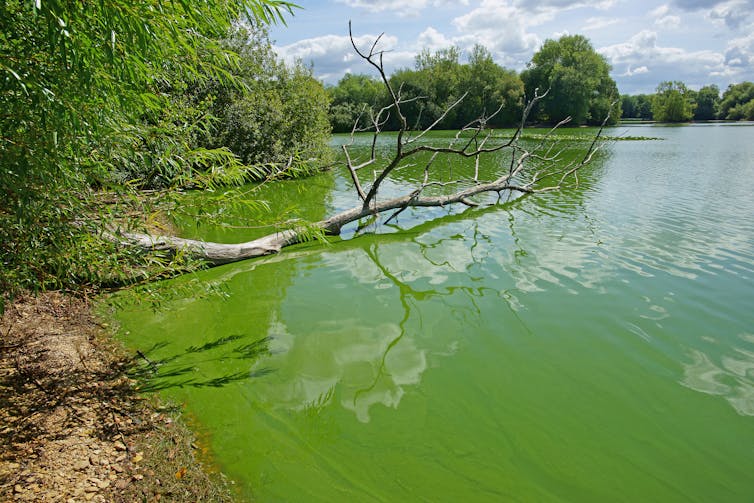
269;0;754;95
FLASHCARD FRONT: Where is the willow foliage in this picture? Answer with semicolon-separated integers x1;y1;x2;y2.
0;0;311;307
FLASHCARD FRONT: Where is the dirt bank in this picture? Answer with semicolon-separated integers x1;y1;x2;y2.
0;292;234;502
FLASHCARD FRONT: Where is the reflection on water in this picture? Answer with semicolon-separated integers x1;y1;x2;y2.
116;125;754;502
681;333;754;416
250;227;491;423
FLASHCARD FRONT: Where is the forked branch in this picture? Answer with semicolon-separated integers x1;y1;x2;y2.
114;27;609;266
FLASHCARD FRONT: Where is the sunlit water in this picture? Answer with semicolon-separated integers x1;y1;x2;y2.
115;124;754;502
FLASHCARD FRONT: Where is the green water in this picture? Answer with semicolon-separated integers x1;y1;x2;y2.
116;124;754;502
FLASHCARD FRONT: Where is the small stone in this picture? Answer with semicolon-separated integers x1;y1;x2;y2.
75;459;91;471
89;455;99;466
111;464;124;473
14;484;24;493
97;479;111;489
84;485;98;493
84;492;95;501
113;441;126;451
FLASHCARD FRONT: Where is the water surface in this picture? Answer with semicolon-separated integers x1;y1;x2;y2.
116;124;754;502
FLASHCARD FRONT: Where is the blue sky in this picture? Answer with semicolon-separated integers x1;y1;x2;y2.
270;0;754;94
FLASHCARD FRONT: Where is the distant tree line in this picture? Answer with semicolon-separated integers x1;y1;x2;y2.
328;31;754;131
622;81;754;122
328;35;622;133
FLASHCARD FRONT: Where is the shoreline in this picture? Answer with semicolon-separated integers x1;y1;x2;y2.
0;291;234;502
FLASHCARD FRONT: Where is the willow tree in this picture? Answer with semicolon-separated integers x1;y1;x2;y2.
0;0;297;307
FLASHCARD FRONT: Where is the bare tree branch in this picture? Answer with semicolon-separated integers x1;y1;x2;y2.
113;27;610;267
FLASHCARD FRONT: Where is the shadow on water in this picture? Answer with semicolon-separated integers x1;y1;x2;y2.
129;334;276;392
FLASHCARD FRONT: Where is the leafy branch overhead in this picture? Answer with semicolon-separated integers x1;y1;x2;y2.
0;0;320;301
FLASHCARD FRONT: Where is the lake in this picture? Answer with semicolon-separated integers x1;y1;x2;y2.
115;123;754;502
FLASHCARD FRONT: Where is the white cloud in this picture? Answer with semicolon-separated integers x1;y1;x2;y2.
707;0;754;29
666;0;754;29
723;31;754;70
600;30;727;91
452;1;541;63
275;33;414;83
649;4;682;28
514;0;618;11
335;0;428;17
650;4;671;17
656;14;682;27
335;0;470;17
621;65;650;76
671;0;752;10
582;16;621;31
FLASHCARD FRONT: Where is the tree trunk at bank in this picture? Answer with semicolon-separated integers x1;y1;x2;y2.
113;178;536;265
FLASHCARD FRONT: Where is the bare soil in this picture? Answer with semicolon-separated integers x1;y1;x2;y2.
0;292;234;502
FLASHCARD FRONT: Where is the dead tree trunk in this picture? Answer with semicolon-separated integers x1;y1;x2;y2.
114;24;611;266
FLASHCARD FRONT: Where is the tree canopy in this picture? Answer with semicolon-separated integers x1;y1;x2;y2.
719;82;754;120
692;85;721;121
521;35;620;125
327;45;524;133
651;81;696;122
621;94;653;120
328;74;385;133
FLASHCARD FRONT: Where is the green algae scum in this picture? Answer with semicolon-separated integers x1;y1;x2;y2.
116;124;754;502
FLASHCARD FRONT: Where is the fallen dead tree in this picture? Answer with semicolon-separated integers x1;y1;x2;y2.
114;24;610;266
